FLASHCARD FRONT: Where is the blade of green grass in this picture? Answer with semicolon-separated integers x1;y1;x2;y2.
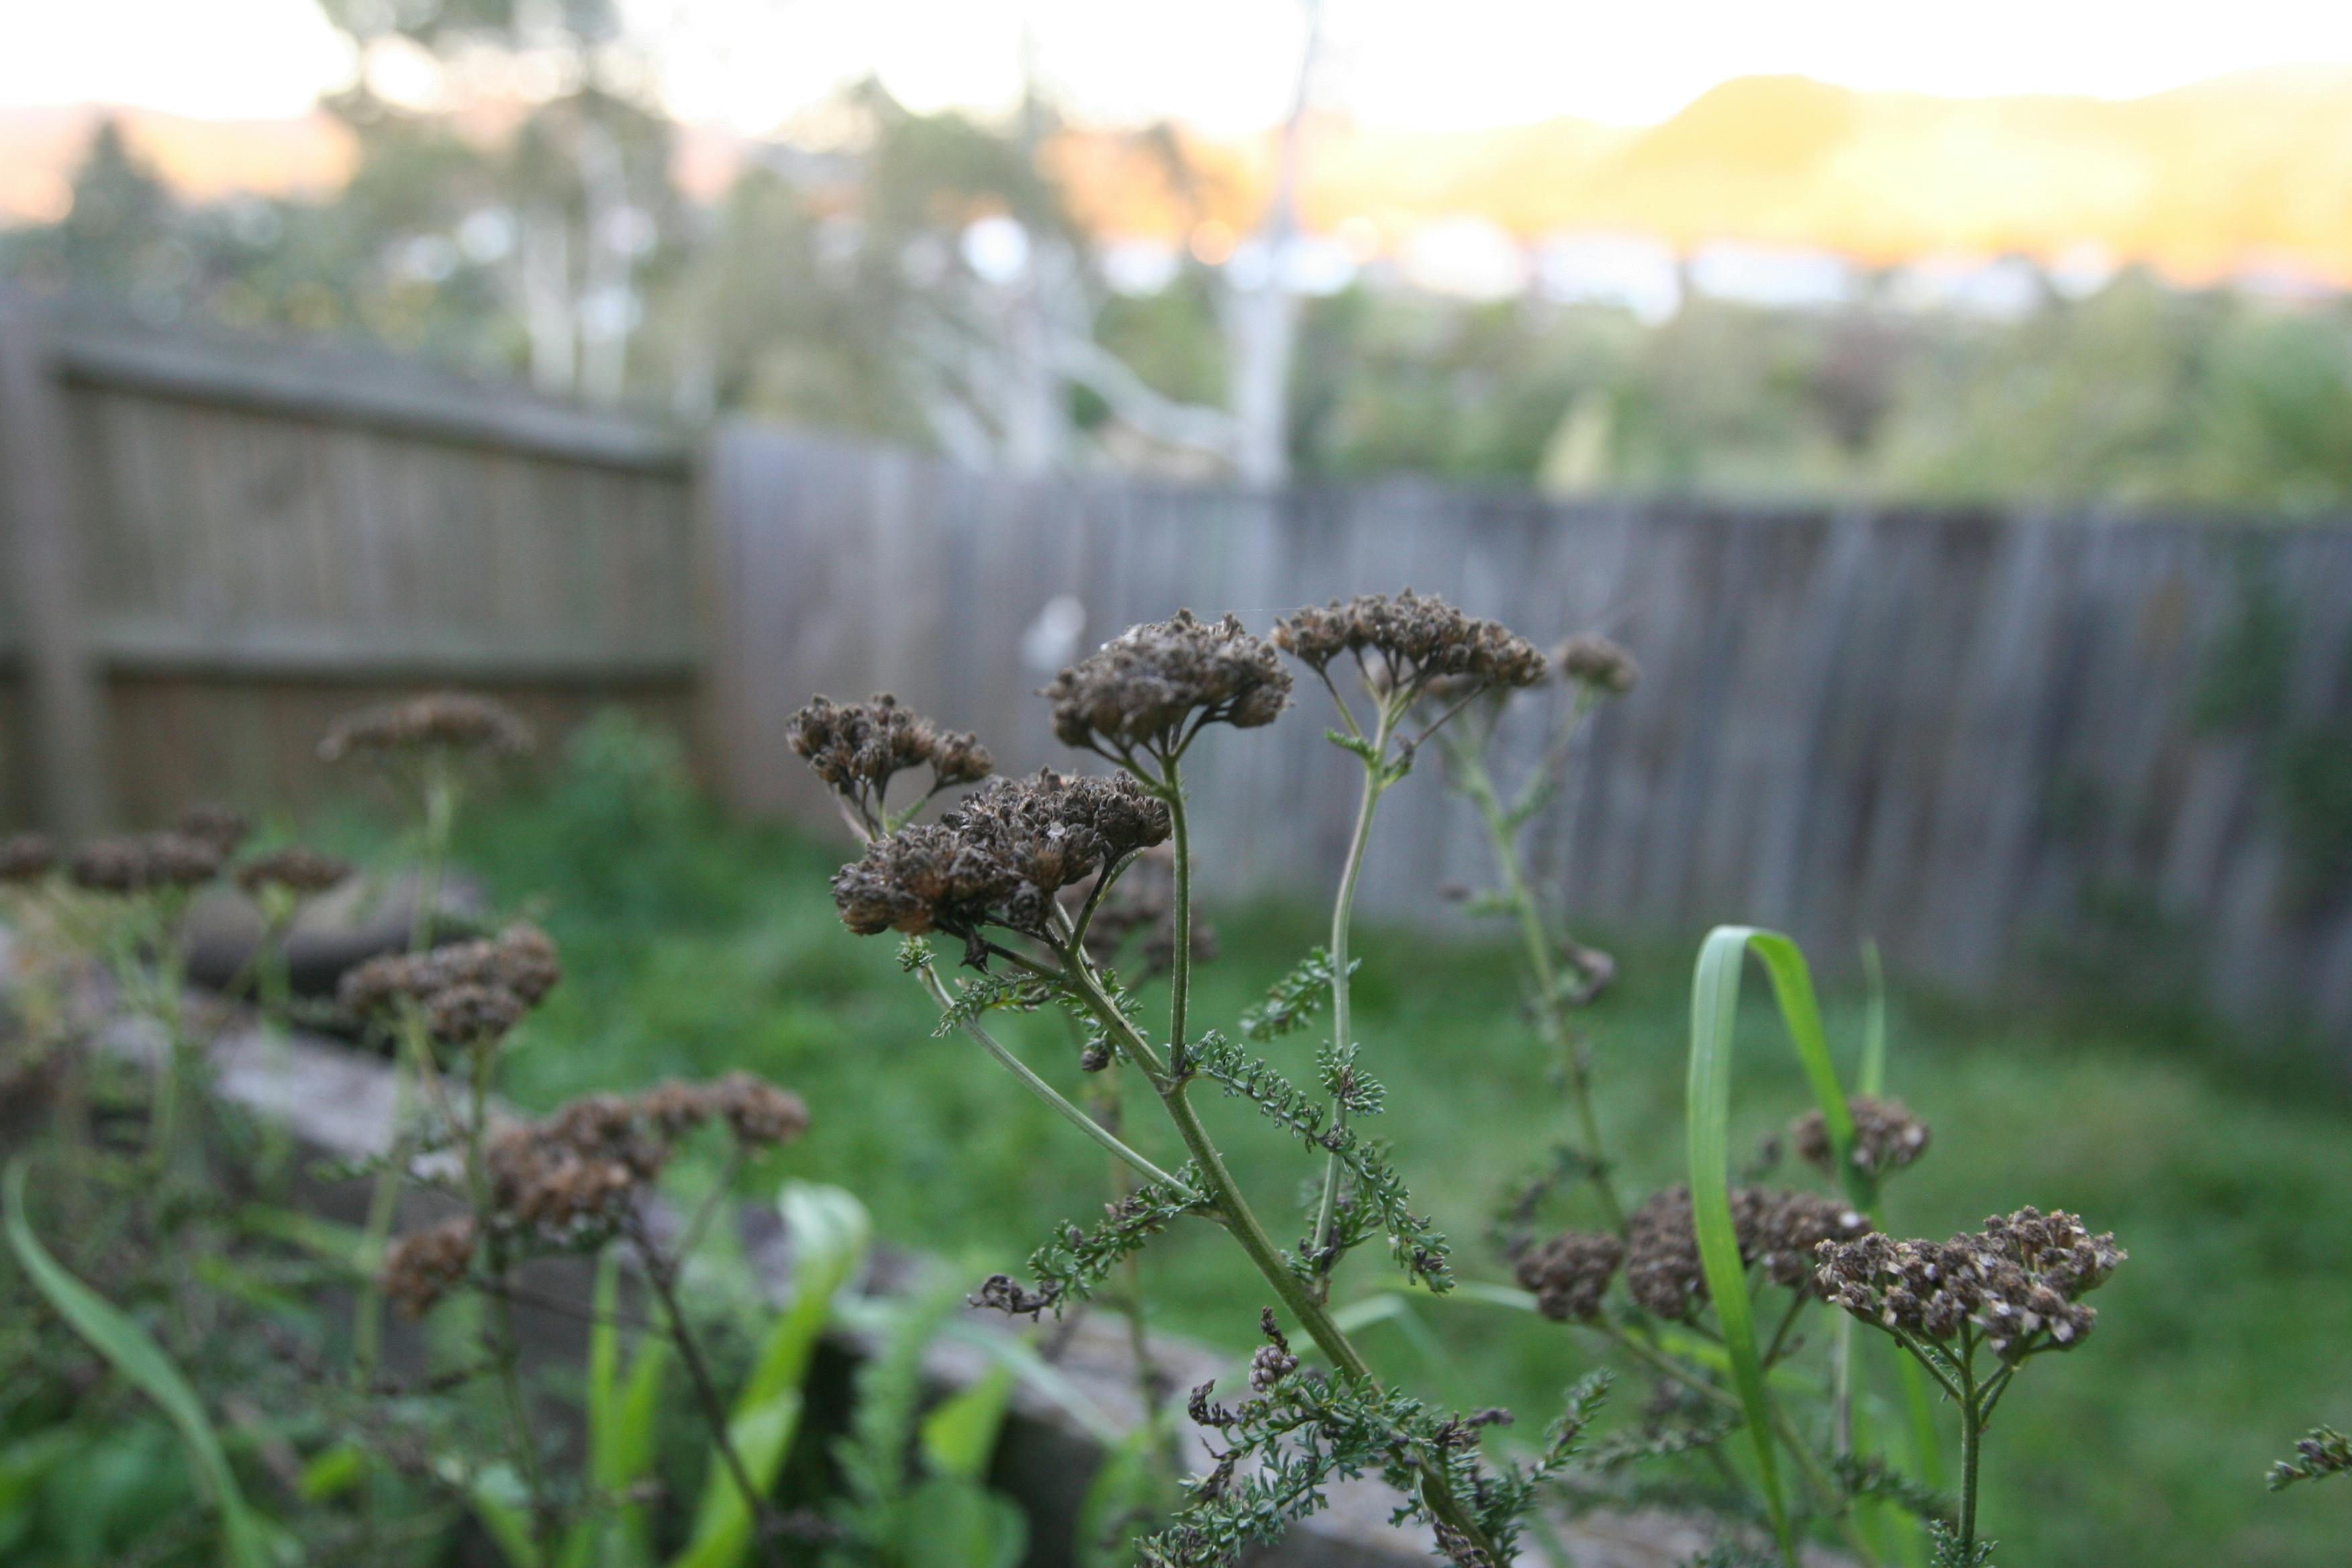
1688;926;1873;1566
667;1181;871;1568
5;1159;273;1568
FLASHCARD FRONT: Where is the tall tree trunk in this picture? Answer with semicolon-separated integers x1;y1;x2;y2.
521;204;576;396
1224;0;1322;487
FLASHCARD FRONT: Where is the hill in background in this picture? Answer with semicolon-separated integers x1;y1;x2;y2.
7;65;2351;287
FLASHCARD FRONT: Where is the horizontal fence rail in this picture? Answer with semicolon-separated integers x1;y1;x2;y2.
705;428;2352;1042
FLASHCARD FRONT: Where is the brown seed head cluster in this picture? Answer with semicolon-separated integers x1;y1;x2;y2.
381;1216;477;1318
1793;1095;1932;1179
1514;1230;1626;1322
175;805;250;856
338;924;562;1044
1816;1206;2124;1357
424;981;528;1045
319;691;534;763
1624;1185;1874;1320
786;693;993;833
234;846;354;899
1272;591;1549;700
489;1094;669;1236
67;832;225;895
1042;610;1291;757
473;1074;807;1246
1555;634;1639;696
831;769;1171;942
0;833;56;884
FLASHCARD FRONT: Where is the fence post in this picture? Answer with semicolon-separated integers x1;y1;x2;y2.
0;295;114;833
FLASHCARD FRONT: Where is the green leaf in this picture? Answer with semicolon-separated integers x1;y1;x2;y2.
1686;926;1863;1566
669;1391;801;1568
894;1475;1026;1568
4;1159;273;1568
458;1462;543;1568
297;1444;365;1503
1074;1425;1171;1568
920;1364;1016;1483
667;1182;870;1568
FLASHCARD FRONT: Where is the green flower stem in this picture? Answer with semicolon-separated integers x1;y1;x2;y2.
1163;758;1196;1061
917;962;1189;1194
1058;949;1504;1565
461;1042;556;1564
1959;1402;1981;1559
351;1016;426;1388
355;764;460;1387
1442;732;1623;1230
1309;699;1398;1275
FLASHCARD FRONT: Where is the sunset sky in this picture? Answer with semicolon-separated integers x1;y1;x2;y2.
7;0;2352;132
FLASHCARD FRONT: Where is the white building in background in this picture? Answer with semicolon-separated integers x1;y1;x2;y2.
1533;232;1682;322
1888;254;2045;320
1685;242;1856;309
1398;216;1531;301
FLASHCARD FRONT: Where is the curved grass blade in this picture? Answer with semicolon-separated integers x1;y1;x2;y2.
4;1158;273;1568
1687;926;1867;1565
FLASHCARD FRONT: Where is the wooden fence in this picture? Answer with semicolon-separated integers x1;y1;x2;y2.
705;428;2352;1040
6;299;2350;1038
0;295;704;831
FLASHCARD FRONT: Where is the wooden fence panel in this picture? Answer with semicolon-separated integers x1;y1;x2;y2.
704;424;2352;1042
0;301;703;826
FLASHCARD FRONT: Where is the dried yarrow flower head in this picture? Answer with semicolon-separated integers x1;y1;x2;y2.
1249;1310;1299;1391
489;1093;671;1236
381;1215;477;1318
1273;590;1549;704
1624;1184;1873;1320
175;804;250;856
1514;1229;1626;1322
1555;634;1638;697
234;845;353;899
1042;609;1291;761
786;692;993;835
703;1070;810;1146
424;981;527;1046
338;923;562;1022
318;691;534;764
66;832;224;895
1793;1095;1930;1179
1816;1206;2124;1358
832;769;1171;945
0;833;55;884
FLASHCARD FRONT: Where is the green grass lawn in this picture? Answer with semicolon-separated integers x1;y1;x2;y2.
430;719;2352;1567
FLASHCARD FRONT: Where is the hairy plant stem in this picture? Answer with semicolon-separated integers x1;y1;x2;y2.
1955;1344;1986;1560
1308;700;1396;1281
916;963;1185;1193
629;1216;780;1565
1091;1055;1179;1496
458;1042;556;1564
352;1015;428;1388
354;768;461;1387
1057;854;1505;1566
1442;736;1624;1231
